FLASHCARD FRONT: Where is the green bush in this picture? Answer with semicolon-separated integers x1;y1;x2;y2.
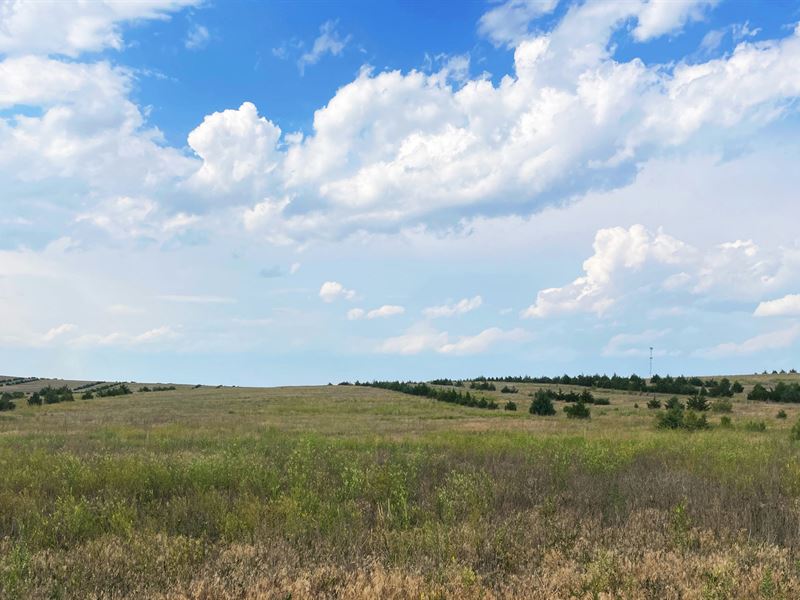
686;393;709;411
776;409;787;419
656;407;709;430
593;397;610;405
646;397;661;409
791;418;800;441
81;391;94;400
500;385;518;394
529;390;556;416
563;401;590;419
0;393;16;411
719;416;732;428
503;400;517;411
743;420;767;432
665;396;683;410
683;410;710;431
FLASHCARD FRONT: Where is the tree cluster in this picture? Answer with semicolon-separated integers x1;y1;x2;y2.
28;385;74;406
747;382;800;403
528;388;609;405
359;381;498;410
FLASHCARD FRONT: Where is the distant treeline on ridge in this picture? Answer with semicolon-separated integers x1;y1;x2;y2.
427;374;745;397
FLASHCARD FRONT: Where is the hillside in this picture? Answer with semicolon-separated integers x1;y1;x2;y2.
1;374;800;598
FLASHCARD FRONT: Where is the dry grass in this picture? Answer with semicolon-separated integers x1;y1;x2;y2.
2;374;800;598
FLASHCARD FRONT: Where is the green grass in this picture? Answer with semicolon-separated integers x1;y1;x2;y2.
2;379;800;598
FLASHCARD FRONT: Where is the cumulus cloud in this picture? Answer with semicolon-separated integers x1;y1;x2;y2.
378;325;529;355
0;0;198;57
232;7;800;242
696;324;800;357
75;196;199;240
298;20;351;74
523;224;800;318
478;0;559;48
523;225;689;318
632;0;716;42
755;294;800;317
187;102;281;193
319;281;356;302
348;305;405;320
423;296;482;318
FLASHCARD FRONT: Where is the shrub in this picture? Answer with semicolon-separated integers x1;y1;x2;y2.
593;397;610;405
686;393;709;411
710;399;732;413
529;390;556;416
563;401;590;419
665;396;684;410
27;393;42;407
720;415;732;428
743;420;767;432
732;381;744;394
656;408;685;429
486;399;499;410
81;391;94;400
500;385;518;394
777;409;787;419
791;418;800;441
504;400;517;411
96;384;132;398
656;407;710;431
0;393;16;411
633;403;639;409
683;410;710;431
646;397;661;409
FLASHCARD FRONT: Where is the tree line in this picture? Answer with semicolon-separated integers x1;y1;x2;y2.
748;382;800;403
356;381;499;410
434;374;744;396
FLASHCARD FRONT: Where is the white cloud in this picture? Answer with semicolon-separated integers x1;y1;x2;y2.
347;308;366;320
423;296;482;318
0;0;198;57
632;0;716;42
187;102;281;193
70;325;178;348
184;23;209;50
523;223;800;318
348;305;405;320
697;324;800;357
319;281;356;303
439;327;529;355
478;0;559;48
755;294;800;317
378;325;528;355
523;225;689;318
233;11;800;242
602;328;671;357
298;20;351;74
41;323;77;342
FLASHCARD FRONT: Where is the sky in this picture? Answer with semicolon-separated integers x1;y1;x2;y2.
1;0;800;386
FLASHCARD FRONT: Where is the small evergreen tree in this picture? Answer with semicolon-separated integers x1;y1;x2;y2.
646;397;661;409
504;400;517;411
529;390;556;416
686;392;709;411
564;401;590;419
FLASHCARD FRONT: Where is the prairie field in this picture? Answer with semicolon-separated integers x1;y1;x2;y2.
2;374;800;599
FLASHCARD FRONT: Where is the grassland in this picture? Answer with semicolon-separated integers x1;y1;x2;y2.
1;374;800;599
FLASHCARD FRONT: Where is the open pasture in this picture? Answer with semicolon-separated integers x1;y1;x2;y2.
2;375;800;598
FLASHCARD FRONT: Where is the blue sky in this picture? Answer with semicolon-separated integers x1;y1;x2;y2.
1;0;800;385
